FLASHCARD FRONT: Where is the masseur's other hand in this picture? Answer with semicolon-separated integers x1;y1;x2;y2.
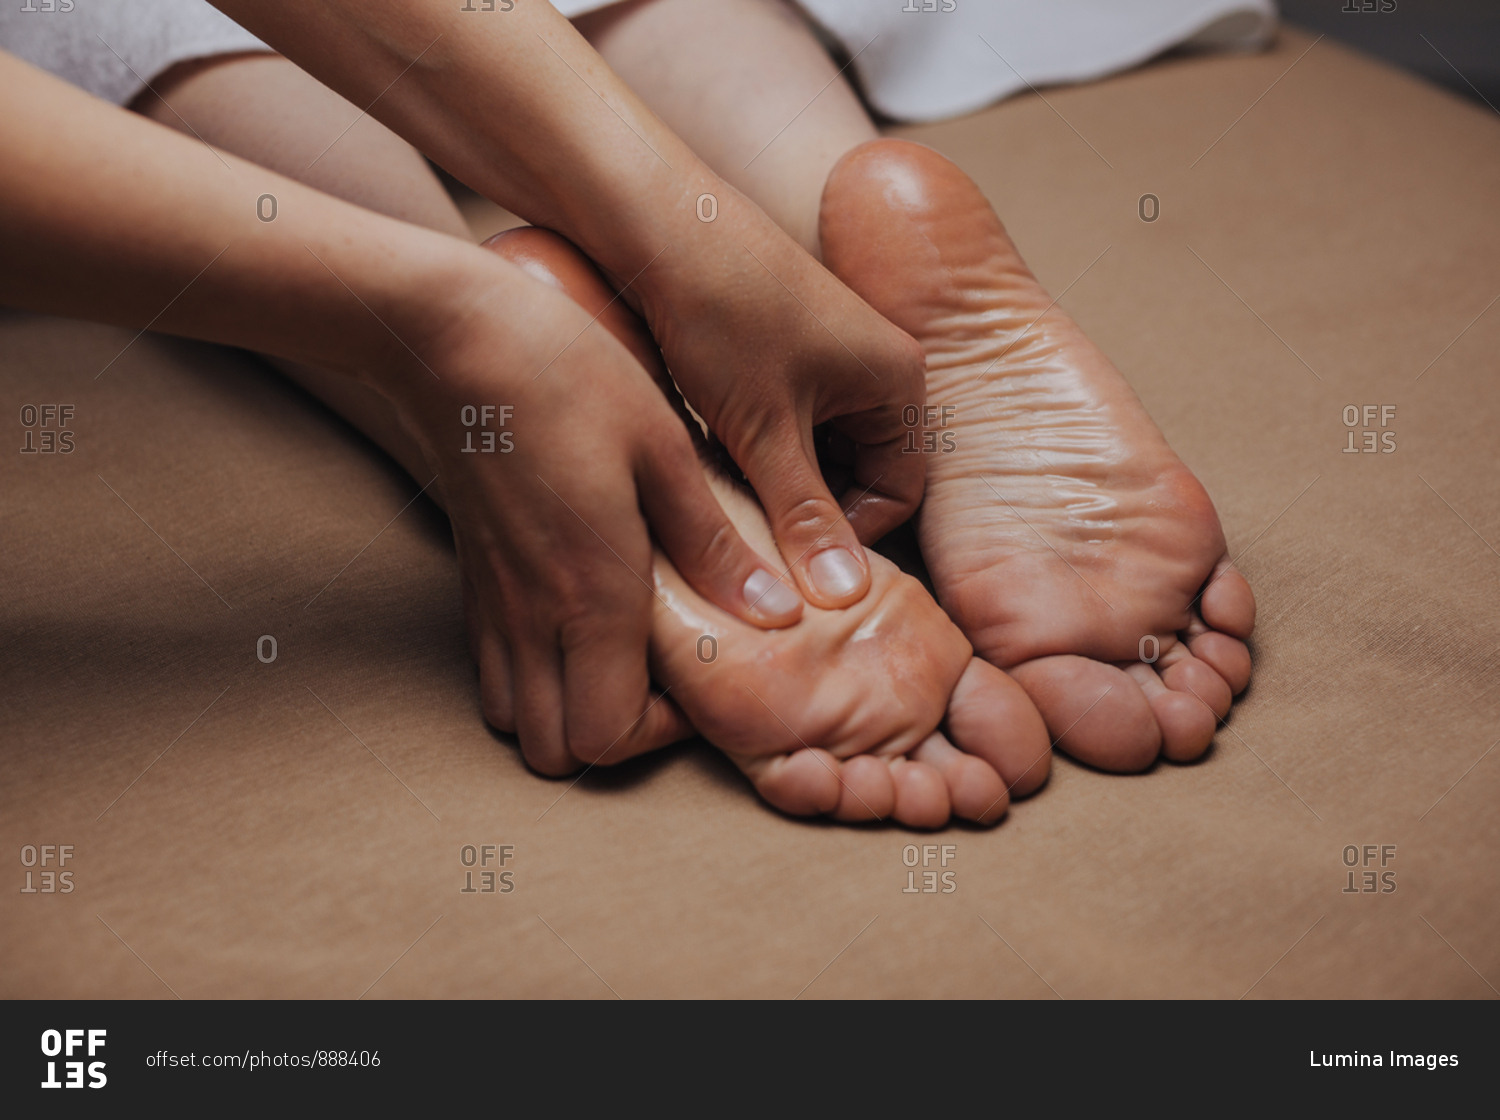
384;256;802;775
201;3;922;608
632;188;928;609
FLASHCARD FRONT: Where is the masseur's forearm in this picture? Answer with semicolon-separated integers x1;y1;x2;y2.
0;51;477;389
207;0;719;290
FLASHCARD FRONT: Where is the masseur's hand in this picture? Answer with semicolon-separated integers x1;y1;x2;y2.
206;0;928;607
0;50;798;775
629;188;927;607
384;262;806;772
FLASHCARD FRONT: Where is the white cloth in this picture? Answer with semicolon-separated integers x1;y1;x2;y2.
3;0;1276;121
554;0;1279;122
0;0;268;105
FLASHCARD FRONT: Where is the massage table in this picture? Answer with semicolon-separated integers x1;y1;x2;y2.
4;28;1496;998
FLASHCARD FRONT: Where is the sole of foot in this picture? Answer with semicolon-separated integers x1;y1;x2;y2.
481;227;1053;825
819;140;1255;771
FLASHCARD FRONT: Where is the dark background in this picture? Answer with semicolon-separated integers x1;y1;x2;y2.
1278;0;1500;108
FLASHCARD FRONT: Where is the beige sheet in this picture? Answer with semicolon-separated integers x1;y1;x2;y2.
3;29;1497;998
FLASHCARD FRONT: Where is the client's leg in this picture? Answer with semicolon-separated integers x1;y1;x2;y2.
135;53;468;488
580;0;1256;770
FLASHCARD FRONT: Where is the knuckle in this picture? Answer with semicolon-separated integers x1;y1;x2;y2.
683;518;744;582
554;602;607;651
776;493;843;541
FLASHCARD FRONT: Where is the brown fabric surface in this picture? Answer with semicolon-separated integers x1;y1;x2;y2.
3;30;1497;999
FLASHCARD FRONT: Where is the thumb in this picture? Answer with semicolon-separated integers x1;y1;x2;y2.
735;421;871;609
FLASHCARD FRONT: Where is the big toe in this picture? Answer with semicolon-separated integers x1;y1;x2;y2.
1009;655;1161;772
1201;558;1255;639
945;658;1051;797
737;749;843;817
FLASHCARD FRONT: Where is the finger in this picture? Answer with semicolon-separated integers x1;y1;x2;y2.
834;410;926;545
569;687;696;766
736;421;871;608
559;593;664;766
476;622;515;734
638;428;804;629
511;634;575;777
452;529;484;664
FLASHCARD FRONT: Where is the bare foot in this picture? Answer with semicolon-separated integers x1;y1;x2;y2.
486;228;1051;826
819;140;1256;770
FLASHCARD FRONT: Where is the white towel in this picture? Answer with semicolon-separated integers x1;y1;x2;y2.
3;0;1276;121
552;0;1278;122
0;0;269;105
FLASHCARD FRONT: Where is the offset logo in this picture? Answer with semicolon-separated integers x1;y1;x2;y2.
40;1029;106;1089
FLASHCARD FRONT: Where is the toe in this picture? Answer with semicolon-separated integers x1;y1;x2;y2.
831;755;897;822
1159;651;1232;719
888;758;951;829
1186;627;1252;695
1201;557;1255;639
911;733;1008;825
1124;664;1217;762
944;658;1051;797
1009;655;1161;772
738;748;844;817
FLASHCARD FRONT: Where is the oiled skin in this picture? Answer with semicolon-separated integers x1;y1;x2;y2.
487;228;1052;826
820;141;1256;770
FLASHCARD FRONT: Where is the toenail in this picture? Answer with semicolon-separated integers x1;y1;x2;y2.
808;548;864;601
743;568;800;619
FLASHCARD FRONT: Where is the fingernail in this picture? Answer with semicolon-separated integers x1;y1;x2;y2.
808;548;864;601
743;568;800;619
